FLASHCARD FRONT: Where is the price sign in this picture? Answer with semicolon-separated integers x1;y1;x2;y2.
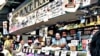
45;50;50;55
37;50;41;54
61;51;67;56
55;51;60;56
70;51;78;56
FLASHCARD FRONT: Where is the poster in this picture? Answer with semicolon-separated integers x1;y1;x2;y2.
3;21;8;35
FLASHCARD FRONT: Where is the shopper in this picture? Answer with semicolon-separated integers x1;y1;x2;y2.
26;37;34;56
61;30;72;43
52;32;67;49
0;42;4;56
33;36;45;49
2;39;13;56
28;37;33;48
13;40;25;56
90;30;100;56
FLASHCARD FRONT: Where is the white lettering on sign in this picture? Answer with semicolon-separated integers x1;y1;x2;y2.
13;0;50;17
9;0;66;33
81;0;91;7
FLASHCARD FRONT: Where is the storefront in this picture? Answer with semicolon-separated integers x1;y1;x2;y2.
8;0;99;56
9;0;86;34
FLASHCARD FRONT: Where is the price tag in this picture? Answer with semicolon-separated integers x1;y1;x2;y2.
23;48;26;53
26;48;28;53
29;48;32;53
61;51;67;56
81;19;85;23
70;51;78;56
17;35;20;42
45;50;50;55
32;49;34;53
37;50;41;54
71;40;79;46
87;51;91;56
55;51;60;56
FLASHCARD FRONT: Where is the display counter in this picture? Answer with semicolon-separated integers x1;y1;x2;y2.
22;46;90;56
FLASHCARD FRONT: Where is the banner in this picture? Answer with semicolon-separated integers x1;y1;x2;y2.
9;0;66;33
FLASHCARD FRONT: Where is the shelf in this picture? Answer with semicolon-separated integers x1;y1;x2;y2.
61;24;100;31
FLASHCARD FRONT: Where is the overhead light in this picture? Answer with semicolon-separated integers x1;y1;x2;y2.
0;0;6;5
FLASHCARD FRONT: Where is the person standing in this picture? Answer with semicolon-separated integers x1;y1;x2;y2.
61;31;72;44
52;32;67;49
90;30;100;56
13;40;25;56
33;36;45;49
2;39;13;56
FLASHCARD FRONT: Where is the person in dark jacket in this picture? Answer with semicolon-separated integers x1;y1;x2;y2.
90;30;100;56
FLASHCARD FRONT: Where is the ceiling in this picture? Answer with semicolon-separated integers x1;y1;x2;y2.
0;0;26;32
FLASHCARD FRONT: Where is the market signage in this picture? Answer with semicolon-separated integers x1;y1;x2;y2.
9;0;65;33
80;0;91;7
21;0;64;24
62;0;81;12
13;0;51;17
62;0;92;12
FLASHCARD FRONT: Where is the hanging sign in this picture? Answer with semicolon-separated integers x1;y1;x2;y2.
62;0;81;12
80;0;91;7
3;21;8;35
9;0;66;33
13;0;51;17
